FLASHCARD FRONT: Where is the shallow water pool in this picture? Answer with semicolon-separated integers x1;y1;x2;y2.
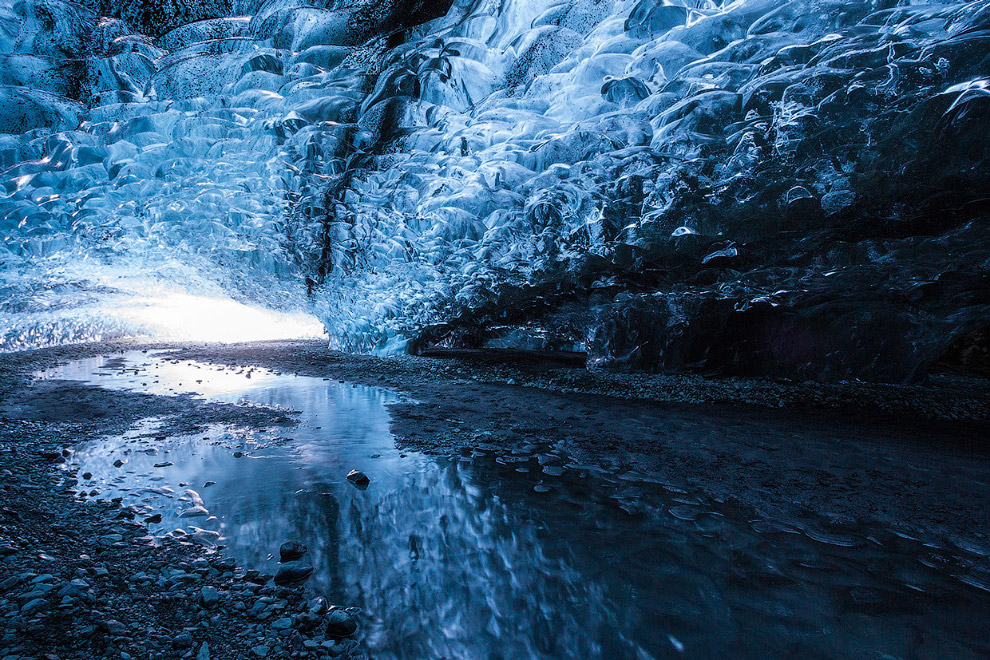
40;352;990;659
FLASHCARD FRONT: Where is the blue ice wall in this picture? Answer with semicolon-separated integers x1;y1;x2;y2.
2;1;989;380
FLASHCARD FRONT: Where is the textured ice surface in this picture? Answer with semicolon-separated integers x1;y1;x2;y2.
2;0;989;379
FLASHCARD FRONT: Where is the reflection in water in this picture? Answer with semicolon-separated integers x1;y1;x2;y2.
42;353;990;659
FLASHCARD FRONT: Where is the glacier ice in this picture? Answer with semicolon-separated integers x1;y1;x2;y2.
1;0;989;380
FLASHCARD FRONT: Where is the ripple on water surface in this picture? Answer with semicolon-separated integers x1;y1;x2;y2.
40;352;990;659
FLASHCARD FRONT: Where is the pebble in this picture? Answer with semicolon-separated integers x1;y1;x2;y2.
57;579;90;598
325;609;358;637
20;598;48;616
105;619;128;636
345;470;369;487
200;586;219;608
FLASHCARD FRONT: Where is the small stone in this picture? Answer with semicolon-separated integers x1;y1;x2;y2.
105;619;128;636
203;481;216;487
113;460;124;468
295;611;320;632
145;513;162;523
21;597;49;616
279;541;307;563
0;574;24;591
200;586;220;608
345;470;369;488
174;632;194;649
57;579;90;598
251;645;269;657
325;609;357;637
196;642;211;660
271;617;292;630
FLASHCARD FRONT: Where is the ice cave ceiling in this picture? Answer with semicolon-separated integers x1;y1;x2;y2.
1;0;989;381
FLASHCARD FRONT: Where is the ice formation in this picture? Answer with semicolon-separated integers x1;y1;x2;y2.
2;0;989;380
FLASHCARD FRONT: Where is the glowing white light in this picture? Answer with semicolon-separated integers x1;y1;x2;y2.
118;293;325;343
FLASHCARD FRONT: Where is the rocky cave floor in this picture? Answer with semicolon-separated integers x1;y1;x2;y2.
1;339;988;659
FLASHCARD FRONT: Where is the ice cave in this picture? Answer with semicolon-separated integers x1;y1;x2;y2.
1;0;988;658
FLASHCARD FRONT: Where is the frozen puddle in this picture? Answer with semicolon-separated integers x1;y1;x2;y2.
39;352;990;659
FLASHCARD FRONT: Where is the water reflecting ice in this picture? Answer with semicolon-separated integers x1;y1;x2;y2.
40;353;990;659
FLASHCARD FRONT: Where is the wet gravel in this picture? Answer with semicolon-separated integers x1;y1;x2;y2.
0;346;362;660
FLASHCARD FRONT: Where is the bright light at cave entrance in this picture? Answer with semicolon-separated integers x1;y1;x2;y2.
120;294;325;343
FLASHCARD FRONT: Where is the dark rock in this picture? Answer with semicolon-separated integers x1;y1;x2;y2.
295;611;321;632
0;574;24;591
345;470;369;488
200;586;219;608
306;597;327;615
325;609;358;637
105;619;128;636
57;579;90;598
21;597;49;616
279;541;307;563
273;562;314;586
